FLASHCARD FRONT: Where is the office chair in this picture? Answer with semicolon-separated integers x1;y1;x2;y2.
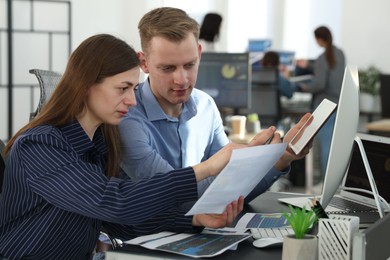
241;67;281;127
0;139;6;194
379;74;390;118
29;68;62;120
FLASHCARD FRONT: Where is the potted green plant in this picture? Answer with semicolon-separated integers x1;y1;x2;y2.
359;66;380;111
359;66;380;96
281;205;318;260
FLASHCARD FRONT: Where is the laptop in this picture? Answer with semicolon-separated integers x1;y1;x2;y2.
279;133;390;228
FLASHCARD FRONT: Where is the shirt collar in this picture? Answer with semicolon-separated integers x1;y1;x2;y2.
140;78;197;122
59;120;107;156
141;79;167;121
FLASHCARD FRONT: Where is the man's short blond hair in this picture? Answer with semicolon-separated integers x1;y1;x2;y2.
138;7;200;54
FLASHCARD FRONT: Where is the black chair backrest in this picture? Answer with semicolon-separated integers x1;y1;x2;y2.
379;74;390;118
240;67;281;126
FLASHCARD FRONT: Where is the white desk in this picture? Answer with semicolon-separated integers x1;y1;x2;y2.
366;119;390;132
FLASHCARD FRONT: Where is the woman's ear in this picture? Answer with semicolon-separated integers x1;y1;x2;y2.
138;52;149;73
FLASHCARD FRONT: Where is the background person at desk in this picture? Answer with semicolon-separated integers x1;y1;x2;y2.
296;25;346;178
0;34;247;260
119;7;312;202
261;50;296;99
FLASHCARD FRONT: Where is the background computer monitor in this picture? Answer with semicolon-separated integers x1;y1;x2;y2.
240;67;281;127
320;65;360;208
277;50;295;70
379;74;390;118
196;52;251;109
248;39;272;52
248;39;272;70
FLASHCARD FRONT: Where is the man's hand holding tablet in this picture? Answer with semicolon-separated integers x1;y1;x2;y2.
289;99;337;155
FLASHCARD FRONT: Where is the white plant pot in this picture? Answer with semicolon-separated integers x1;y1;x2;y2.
282;234;318;260
359;92;375;112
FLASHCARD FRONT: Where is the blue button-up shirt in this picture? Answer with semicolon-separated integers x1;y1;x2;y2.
0;121;198;259
119;79;287;199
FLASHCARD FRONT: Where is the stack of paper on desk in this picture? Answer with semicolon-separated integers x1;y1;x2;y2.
235;213;290;229
186;143;287;215
121;231;250;258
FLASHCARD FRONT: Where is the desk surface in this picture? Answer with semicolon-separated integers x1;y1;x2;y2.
228;133;257;144
108;192;309;260
366;118;390;132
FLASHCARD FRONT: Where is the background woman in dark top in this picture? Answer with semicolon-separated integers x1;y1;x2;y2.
0;34;249;259
297;26;346;178
199;13;223;52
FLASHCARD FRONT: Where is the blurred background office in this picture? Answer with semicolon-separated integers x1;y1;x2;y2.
1;0;390;149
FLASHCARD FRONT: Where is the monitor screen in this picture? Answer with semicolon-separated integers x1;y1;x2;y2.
277;51;295;69
379;74;390;118
320;65;360;208
248;39;272;70
248;39;272;52
196;52;251;109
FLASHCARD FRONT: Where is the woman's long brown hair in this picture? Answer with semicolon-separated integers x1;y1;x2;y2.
5;34;140;177
314;26;336;69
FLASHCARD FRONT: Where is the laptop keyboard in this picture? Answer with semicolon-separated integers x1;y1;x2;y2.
250;227;294;240
329;196;377;212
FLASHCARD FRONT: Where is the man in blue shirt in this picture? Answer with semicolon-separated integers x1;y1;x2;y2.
120;7;310;201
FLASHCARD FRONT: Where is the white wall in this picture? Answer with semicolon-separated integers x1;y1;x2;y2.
2;0;390;140
70;0;144;67
342;0;390;74
53;0;390;73
283;0;343;59
7;0;388;73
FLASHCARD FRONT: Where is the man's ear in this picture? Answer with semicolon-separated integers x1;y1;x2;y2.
138;52;149;73
198;42;202;59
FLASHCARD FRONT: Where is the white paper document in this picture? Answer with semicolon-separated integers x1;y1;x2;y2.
288;74;313;83
186;143;287;215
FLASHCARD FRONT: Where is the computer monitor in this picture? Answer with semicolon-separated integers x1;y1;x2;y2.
240;67;281;126
248;39;272;70
379;74;390;118
248;39;272;52
196;52;251;109
277;51;295;70
320;65;360;208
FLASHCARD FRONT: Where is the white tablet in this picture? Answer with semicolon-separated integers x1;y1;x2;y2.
289;98;337;155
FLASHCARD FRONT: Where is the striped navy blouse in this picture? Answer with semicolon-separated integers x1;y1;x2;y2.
0;121;198;259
